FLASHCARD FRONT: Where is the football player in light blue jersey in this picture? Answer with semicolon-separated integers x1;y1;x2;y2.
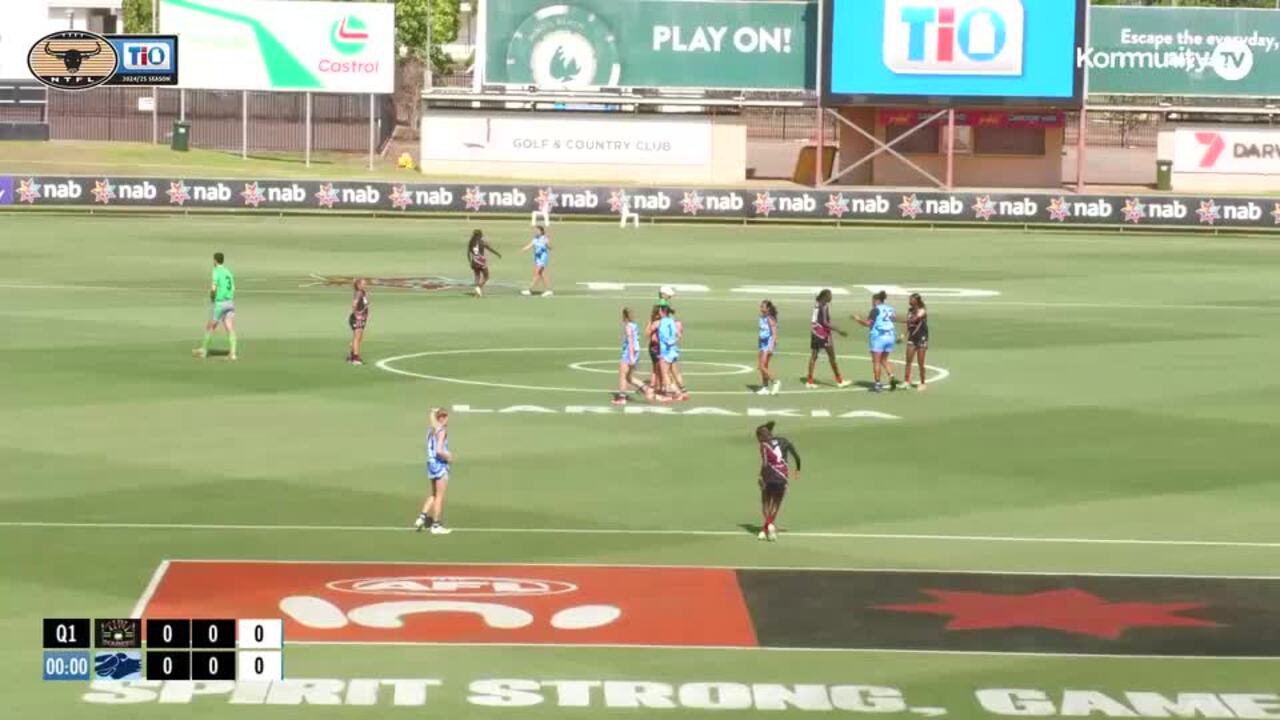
415;408;454;535
613;307;650;405
756;299;780;395
853;290;901;392
657;305;688;401
520;225;553;297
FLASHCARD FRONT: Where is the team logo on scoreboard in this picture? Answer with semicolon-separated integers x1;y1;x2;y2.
882;0;1025;77
94;651;142;680
504;4;622;89
95;618;140;649
26;31;177;90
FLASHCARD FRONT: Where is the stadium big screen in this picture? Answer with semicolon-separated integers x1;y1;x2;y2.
821;0;1086;106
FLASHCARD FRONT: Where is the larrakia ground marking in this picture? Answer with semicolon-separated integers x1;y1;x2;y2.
4;521;1279;549
376;347;951;395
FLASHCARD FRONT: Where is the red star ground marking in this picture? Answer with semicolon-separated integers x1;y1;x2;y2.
877;588;1219;640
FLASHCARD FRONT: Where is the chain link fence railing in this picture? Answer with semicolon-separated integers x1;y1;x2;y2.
1;85;396;154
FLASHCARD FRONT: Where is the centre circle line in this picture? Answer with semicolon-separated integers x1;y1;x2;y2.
376;347;951;395
568;360;754;377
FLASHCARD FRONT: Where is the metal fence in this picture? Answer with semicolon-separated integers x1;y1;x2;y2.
1;85;396;155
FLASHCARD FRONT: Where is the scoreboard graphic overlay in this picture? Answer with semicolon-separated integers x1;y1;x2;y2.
42;618;283;682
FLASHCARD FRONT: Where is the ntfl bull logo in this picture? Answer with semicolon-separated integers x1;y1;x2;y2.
883;0;1024;77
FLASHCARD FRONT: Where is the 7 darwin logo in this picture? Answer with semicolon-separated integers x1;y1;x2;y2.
883;0;1025;77
1196;132;1226;169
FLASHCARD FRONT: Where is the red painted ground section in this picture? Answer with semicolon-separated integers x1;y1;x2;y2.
142;561;759;647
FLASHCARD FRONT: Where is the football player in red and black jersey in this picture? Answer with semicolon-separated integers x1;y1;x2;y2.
347;278;370;365
756;421;801;541
466;229;502;297
806;289;851;389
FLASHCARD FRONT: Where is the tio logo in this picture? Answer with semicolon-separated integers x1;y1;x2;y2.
883;0;1024;77
121;42;171;70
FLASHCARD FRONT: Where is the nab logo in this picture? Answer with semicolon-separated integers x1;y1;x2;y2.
883;0;1024;77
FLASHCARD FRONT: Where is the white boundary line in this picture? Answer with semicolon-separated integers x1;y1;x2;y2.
164;557;1280;580
4;521;1279;549
129;560;171;619
376;347;950;395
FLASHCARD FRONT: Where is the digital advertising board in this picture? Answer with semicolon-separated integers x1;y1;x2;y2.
159;0;394;93
482;0;816;91
822;0;1086;107
1086;6;1280;98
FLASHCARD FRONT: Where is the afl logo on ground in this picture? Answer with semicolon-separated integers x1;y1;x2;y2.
325;576;580;597
28;30;119;90
505;4;621;89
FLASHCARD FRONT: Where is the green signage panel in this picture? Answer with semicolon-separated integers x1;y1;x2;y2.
1086;6;1280;97
483;0;816;91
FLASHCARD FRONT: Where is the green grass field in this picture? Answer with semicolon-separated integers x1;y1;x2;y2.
3;213;1279;718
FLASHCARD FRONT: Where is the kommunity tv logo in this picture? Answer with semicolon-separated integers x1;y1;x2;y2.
882;0;1025;77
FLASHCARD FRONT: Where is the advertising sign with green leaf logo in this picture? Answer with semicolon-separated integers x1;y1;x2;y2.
483;0;816;91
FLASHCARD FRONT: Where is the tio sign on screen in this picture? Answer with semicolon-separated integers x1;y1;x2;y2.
882;0;1024;76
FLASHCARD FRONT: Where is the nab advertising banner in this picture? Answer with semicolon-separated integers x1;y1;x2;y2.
822;0;1085;107
4;175;1280;230
1173;128;1280;176
159;0;394;93
1085;7;1280;98
482;0;816;91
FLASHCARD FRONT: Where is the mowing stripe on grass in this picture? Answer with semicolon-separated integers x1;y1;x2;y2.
3;520;1278;549
3;281;1280;313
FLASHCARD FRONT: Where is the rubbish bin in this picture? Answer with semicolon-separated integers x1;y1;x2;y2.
1156;160;1172;191
171;121;190;152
